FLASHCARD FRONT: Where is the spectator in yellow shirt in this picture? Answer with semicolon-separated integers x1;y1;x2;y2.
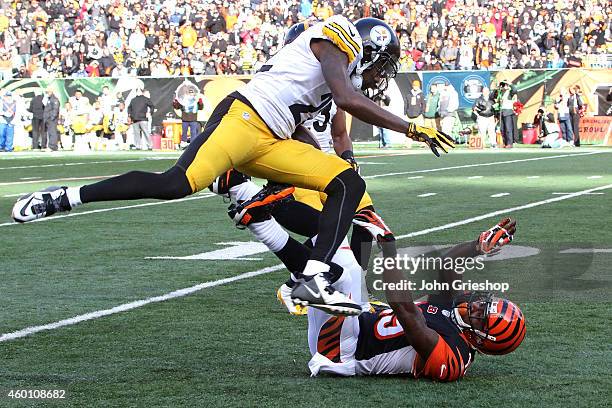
0;9;9;33
180;22;197;50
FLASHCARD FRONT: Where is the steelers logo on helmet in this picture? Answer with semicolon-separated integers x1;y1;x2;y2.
370;25;392;48
352;18;401;101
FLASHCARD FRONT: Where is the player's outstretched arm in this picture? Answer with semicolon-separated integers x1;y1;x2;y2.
434;217;517;301
380;241;439;361
311;39;454;157
312;39;410;134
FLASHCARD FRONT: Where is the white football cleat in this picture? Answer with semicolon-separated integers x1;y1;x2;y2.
291;274;362;316
277;283;308;315
11;186;72;223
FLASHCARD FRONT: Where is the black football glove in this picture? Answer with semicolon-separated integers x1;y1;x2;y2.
406;122;455;157
341;150;360;174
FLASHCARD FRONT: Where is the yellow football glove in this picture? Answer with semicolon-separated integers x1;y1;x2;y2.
406;122;455;157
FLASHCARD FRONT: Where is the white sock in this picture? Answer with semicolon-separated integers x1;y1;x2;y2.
230;180;260;203
302;259;330;277
66;187;83;208
247;218;289;253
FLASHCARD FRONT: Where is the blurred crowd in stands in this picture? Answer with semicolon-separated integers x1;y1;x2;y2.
0;0;610;80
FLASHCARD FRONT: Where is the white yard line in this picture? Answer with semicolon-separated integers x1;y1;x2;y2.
394;183;612;240
417;193;437;197
559;248;612;254
552;192;604;195
0;193;216;227
490;193;510;198
0;264;285;343
587;175;603;179
467;176;483;179
363;151;603;180
526;176;541;179
1;182;610;342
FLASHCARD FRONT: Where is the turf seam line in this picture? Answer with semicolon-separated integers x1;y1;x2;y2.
1;183;610;342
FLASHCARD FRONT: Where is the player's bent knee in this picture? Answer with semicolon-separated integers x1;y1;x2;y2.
324;168;366;198
157;166;193;199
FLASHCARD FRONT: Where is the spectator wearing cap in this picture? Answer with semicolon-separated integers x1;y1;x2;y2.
404;80;426;126
0;91;17;152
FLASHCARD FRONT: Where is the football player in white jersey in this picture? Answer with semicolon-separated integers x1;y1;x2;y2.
13;16;454;316
308;218;526;380
279;21;394;302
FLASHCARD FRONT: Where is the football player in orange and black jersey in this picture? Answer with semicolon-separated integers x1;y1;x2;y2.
308;218;526;380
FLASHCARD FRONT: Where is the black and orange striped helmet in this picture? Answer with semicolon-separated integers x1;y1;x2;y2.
451;292;526;355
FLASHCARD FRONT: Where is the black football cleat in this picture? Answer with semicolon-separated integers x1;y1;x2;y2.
291;274;362;316
208;169;251;197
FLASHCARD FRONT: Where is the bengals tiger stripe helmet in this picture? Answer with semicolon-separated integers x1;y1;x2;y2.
451;292;526;355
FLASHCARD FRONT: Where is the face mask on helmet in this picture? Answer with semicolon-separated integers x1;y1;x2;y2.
352;18;400;100
451;291;526;355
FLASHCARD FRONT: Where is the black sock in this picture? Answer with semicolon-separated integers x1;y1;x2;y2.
271;200;320;237
311;169;366;263
274;236;311;280
323;262;344;285
80;166;192;203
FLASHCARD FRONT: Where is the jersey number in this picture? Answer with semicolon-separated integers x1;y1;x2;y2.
374;310;405;340
289;93;333;126
311;100;334;132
